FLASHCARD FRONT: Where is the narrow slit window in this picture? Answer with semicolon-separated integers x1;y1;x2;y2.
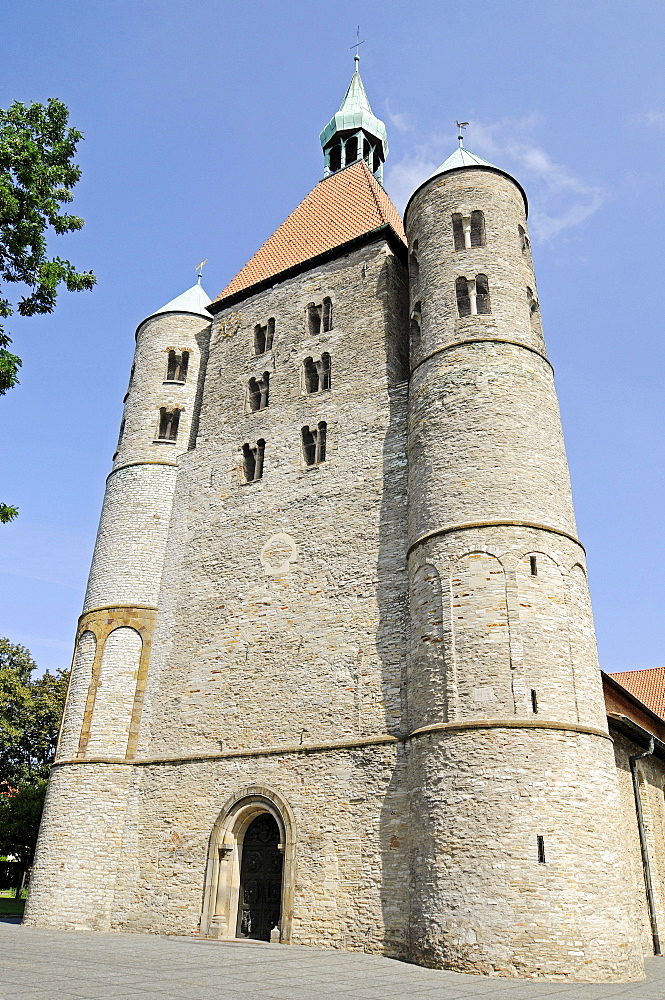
456;276;471;317
166;350;188;382
322;297;333;333
470;210;486;247
537;836;546;864
452;213;465;251
317;352;331;391
307;303;322;338
475;273;491;314
531;689;538;714
410;300;422;346
266;318;275;350
254;324;266;355
530;555;538;576
518;224;531;252
329;143;342;173
247;374;269;412
156;407;180;442
304;356;319;394
409;251;420;287
117;418;125;449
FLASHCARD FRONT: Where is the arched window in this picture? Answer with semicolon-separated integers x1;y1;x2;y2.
345;135;358;164
518;224;531;252
166;350;189;382
304;356;319;393
475;274;491;314
266;318;275;350
248;373;270;412
470;210;486;247
452;213;465;251
322;297;333;333
307;303;321;338
156;407;180;442
254;324;266;355
302;421;327;466
318;352;331;391
242;439;265;482
456;276;471;317
329;143;342;173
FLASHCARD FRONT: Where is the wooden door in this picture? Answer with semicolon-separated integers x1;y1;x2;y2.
236;814;283;941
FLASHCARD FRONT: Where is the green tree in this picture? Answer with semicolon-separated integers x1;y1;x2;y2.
0;637;69;865
0;98;96;522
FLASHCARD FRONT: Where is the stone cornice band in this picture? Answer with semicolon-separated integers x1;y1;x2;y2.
108;460;179;480
410;337;553;378
53;718;611;769
407;520;585;558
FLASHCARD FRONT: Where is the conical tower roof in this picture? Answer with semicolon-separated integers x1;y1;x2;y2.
319;58;388;158
429;145;497;177
148;282;212;320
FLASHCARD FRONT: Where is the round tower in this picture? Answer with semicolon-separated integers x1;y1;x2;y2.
56;281;212;762
404;146;644;980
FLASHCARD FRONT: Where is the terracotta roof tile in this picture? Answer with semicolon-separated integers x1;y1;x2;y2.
608;666;665;720
215;161;405;303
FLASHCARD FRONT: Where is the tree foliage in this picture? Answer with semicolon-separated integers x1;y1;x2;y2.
0;637;69;864
0;98;96;521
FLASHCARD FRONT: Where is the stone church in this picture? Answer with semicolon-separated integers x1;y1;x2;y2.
26;59;665;982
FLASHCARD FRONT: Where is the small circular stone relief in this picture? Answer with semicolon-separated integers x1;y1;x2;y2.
260;533;297;576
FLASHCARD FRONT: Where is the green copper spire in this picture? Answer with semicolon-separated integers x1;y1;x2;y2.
319;55;388;182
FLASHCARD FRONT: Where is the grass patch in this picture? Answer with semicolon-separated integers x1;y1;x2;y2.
0;895;24;917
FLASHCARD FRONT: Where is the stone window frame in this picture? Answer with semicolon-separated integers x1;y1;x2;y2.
301;421;327;467
452;210;486;251
154;406;183;444
455;274;491;317
164;349;190;384
254;318;275;356
306;297;333;338
302;353;331;395
247;372;270;413
241;439;265;483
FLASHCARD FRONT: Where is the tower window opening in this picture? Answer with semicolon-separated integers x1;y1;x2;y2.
322;297;333;332
266;317;275;350
531;689;538;714
242;439;265;482
307;303;322;337
519;224;531;252
537;835;546;864
475;274;491;314
329;143;342;173
456;276;471;317
156;407;180;442
452;214;465;251
304;353;331;393
470;210;486;247
410;301;422;347
248;372;270;412
363;137;371;163
530;555;538;576
409;251;420;288
372;149;381;173
166;350;189;383
527;287;539;314
302;421;327;466
116;419;125;453
254;324;267;355
345;135;358;164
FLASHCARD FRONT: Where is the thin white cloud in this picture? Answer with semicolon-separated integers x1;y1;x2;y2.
384;100;412;133
639;110;665;129
385;115;605;241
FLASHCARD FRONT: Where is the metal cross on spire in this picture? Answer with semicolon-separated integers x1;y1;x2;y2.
195;258;208;284
456;121;469;148
350;26;365;64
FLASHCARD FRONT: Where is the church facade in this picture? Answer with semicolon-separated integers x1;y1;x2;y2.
25;62;665;982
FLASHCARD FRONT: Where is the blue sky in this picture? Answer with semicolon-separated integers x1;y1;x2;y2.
1;0;664;676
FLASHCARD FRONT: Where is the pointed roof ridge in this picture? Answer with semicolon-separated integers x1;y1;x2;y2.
338;64;374;116
148;282;212;321
212;160;405;307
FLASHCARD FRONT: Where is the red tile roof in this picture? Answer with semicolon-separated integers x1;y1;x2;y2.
214;161;405;304
608;667;665;721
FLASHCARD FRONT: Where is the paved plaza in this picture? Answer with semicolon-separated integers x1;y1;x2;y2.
0;921;663;1000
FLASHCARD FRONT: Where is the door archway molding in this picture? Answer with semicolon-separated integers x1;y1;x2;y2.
200;785;296;942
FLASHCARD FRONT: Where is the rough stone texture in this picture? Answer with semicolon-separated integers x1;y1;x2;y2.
28;163;651;983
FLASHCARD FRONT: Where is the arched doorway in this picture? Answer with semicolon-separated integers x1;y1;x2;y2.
236;813;283;940
200;786;296;943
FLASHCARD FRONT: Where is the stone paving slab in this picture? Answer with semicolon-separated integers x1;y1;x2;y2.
0;923;663;1000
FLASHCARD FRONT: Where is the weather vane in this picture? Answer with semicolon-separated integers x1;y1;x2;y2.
195;258;208;283
456;121;469;148
350;26;365;62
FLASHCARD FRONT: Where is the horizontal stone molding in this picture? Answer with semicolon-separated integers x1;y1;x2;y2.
53;718;612;769
78;603;158;622
107;460;178;480
410;337;553;377
408;519;585;557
